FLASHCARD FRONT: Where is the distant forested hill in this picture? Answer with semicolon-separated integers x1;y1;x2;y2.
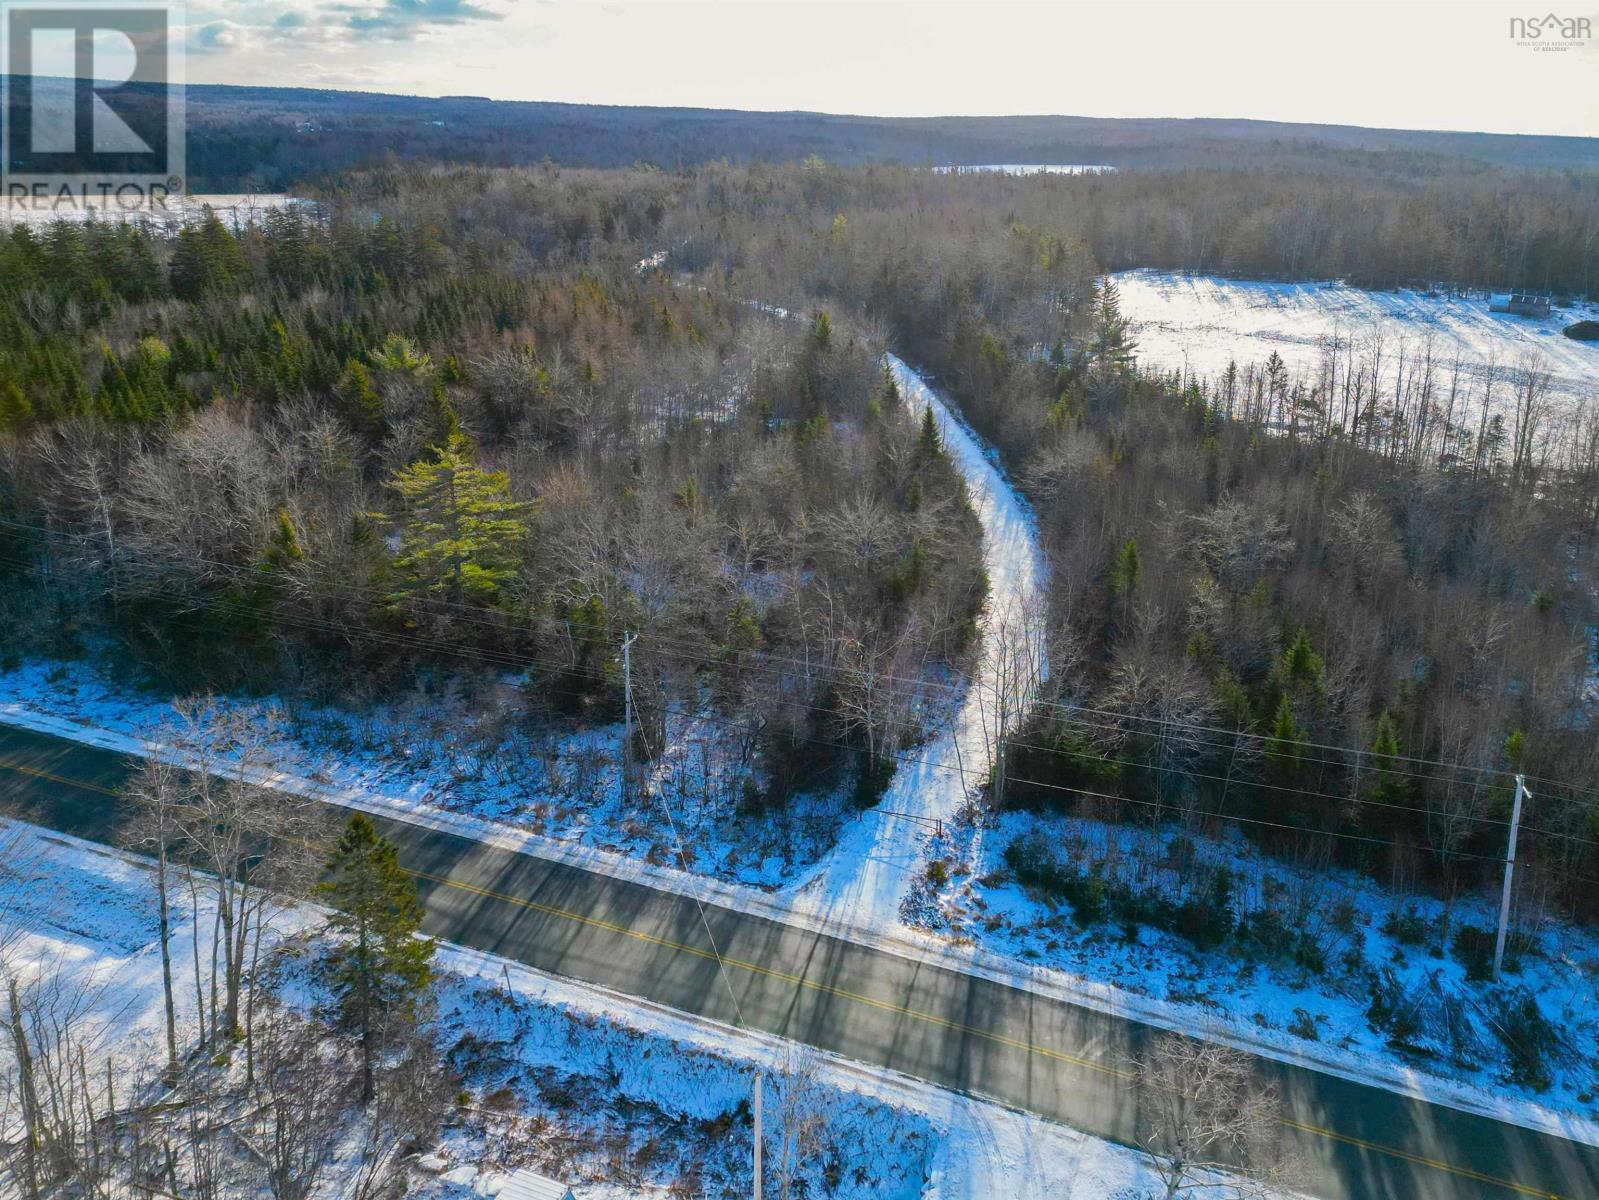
6;78;1599;191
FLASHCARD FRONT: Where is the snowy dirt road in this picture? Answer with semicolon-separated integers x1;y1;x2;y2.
782;355;1050;933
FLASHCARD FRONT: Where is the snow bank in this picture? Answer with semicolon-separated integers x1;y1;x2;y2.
0;660;848;890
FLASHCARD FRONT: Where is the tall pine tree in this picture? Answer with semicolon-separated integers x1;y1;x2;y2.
385;433;533;607
318;813;434;1102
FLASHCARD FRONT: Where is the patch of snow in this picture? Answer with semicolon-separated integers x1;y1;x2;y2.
0;193;313;230
931;164;1117;176
0;661;850;890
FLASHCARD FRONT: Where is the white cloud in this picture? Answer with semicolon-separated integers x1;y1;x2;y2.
174;0;1599;138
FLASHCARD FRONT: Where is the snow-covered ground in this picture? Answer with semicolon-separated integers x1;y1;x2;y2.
1114;269;1599;417
783;355;1050;933
916;807;1599;1131
0;660;857;890
0;818;1278;1199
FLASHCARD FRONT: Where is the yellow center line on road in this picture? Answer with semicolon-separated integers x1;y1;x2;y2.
406;864;1134;1080
0;754;121;796
1282;1119;1562;1200
407;864;1565;1199
0;751;1572;1200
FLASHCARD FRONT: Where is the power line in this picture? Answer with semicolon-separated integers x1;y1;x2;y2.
0;540;1588;857
5;525;1599;858
6;511;1595;805
623;626;747;1031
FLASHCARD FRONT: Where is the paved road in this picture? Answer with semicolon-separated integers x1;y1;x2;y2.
3;720;1596;1199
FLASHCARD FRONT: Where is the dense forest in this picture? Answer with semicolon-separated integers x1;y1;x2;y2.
0;171;987;814
17;80;1595;184
4;156;1599;911
11;79;1599;294
621;161;1599;916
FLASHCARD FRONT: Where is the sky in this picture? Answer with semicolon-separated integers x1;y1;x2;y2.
170;0;1599;138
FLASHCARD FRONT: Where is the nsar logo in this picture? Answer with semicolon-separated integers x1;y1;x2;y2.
1508;11;1593;50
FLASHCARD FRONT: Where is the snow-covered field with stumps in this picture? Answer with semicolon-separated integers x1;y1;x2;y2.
1113;269;1599;417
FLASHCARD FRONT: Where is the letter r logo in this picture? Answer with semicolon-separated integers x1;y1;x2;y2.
2;2;185;203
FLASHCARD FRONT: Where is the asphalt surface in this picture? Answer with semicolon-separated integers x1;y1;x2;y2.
2;719;1596;1199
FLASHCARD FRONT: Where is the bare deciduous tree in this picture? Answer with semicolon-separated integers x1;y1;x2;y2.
1131;1035;1286;1200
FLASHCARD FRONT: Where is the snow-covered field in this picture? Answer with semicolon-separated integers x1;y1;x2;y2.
932;164;1115;175
1114;269;1599;417
0;818;1275;1199
916;807;1599;1130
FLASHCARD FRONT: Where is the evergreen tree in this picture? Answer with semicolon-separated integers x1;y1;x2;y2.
335;358;383;436
369;333;432;376
919;405;942;456
261;507;305;574
1363;709;1411;833
1111;537;1142;600
1089;278;1137;375
904;475;923;511
1278;628;1325;691
1262;692;1314;826
318;813;434;1102
810;310;832;350
879;361;900;407
425;379;462;448
386;433;532;606
1267;693;1307;771
1503;728;1527;772
0;379;30;431
169;212;250;301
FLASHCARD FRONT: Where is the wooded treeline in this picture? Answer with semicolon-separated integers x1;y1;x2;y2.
654;162;1599;914
0;166;986;810
22;81;1597;187
668;161;1599;305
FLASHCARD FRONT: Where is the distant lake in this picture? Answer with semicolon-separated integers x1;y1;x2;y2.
932;164;1116;176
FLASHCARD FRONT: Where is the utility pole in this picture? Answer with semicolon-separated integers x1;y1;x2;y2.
753;1072;763;1200
1493;774;1529;983
621;631;638;799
